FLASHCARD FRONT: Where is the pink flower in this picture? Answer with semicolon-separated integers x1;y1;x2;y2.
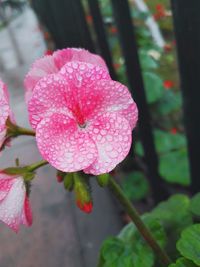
27;49;138;175
24;48;108;103
0;173;32;232
0;80;10;150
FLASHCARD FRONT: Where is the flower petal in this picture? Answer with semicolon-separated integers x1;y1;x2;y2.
59;61;110;90
0;175;15;202
0;80;9;132
84;112;132;175
24;56;58;103
53;48;108;71
36;113;97;172
28;62;111;129
0;177;26;232
28;74;72;129
88;79;138;129
0;129;6;151
24;48;109;103
21;196;32;226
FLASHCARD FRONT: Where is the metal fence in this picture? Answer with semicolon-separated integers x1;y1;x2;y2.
32;0;200;201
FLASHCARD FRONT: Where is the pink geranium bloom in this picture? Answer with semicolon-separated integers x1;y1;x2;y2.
27;49;138;175
24;48;108;103
0;80;10;150
0;173;32;232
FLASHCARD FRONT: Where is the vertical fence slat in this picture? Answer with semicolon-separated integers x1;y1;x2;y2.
111;0;168;202
87;0;117;79
32;0;94;51
171;1;200;193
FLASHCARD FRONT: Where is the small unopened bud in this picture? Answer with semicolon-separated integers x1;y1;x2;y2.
56;170;65;183
64;173;74;191
97;173;110;187
76;200;93;213
73;173;93;214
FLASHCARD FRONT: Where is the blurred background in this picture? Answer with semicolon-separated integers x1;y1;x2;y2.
0;0;199;266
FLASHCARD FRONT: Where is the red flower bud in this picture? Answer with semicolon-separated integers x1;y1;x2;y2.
76;200;93;213
57;175;63;183
170;128;178;135
163;80;174;89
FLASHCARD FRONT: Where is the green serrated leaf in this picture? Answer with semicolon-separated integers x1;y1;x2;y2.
190;193;200;217
159;148;190;186
143;72;164;103
122;171;149;201
101;237;125;263
152;194;193;259
119;214;167;248
177;224;200;266
152;194;192;229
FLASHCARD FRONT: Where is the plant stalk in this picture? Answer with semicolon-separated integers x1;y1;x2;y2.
28;160;48;172
108;177;171;266
15;126;35;136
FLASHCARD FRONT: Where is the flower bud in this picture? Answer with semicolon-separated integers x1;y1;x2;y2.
63;173;74;191
97;173;110;187
73;173;93;213
76;200;93;213
56;170;65;183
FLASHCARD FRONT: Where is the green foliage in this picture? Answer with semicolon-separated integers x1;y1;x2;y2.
139;50;158;70
98;194;200;267
135;131;189;186
155;90;182;115
190;193;200;217
122;172;149;201
177;224;200;266
99;214;166;267
143;72;164;104
169;258;198;267
154;130;186;153
159;149;190;186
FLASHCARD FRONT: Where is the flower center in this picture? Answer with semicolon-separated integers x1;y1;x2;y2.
72;103;86;128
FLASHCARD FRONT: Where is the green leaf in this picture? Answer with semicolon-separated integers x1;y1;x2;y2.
169;258;198;267
135;130;187;157
101;237;125;263
159;148;190;186
119;214;167;248
156;90;182;115
134;141;144;157
154;130;187;154
177;224;200;266
143;72;164;103
152;194;193;259
152;194;192;229
98;237;134;267
190;193;200;217
122;171;149;201
139;50;158;70
99;213;166;267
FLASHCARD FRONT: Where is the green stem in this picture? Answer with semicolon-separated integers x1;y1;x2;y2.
108;177;171;266
28;160;48;172
6;118;35;137
15;126;35;136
